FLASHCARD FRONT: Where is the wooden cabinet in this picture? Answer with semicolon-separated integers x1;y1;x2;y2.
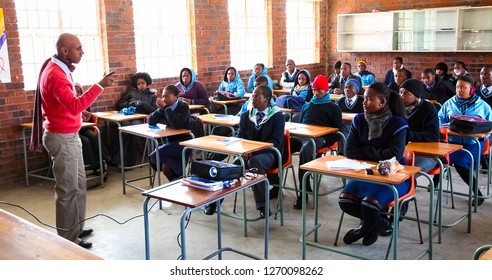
337;6;492;52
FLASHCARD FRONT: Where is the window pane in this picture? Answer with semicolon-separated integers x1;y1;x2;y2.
286;0;318;65
228;0;269;71
15;0;104;90
133;0;192;78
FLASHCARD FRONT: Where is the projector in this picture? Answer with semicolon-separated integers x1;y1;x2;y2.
190;160;243;181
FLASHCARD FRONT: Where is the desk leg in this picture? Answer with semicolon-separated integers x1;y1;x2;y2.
23;127;29;187
143;197;151;260
119;130;126;194
301;171;310;260
94;126;104;186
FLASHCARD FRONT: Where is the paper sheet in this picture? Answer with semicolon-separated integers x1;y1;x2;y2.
326;159;374;171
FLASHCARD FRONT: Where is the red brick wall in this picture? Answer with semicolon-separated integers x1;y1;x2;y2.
327;0;492;81
1;0;492;188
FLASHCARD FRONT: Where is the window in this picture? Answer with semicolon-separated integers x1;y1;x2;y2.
286;0;319;65
228;0;269;71
15;0;104;90
133;0;193;78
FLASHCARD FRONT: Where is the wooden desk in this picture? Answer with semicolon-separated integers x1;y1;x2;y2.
342;112;357;123
93;111;150;170
299;155;430;260
285;122;344;157
406;141;467;244
0;209;102;260
209;97;248;115
273;88;290;97
330;94;343;102
198;113;240;135
142;175;269;260
180;135;281;235
118;123;191;194
188;104;209;114
21;122;105;187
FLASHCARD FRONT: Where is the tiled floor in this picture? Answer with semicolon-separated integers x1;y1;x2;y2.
1;158;491;260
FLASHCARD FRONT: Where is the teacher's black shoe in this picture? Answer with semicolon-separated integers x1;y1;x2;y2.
78;240;93;249
78;229;93;238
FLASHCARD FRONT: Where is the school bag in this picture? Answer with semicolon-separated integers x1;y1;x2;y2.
449;115;492;134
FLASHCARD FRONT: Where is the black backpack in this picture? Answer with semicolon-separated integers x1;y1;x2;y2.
189;115;205;138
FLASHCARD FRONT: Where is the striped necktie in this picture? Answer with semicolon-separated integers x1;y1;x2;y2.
256;111;265;125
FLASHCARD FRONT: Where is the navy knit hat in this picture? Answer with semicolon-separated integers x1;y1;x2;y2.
400;79;426;98
333;61;342;69
345;78;361;92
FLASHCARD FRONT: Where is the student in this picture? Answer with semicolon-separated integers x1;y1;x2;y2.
337;78;364;137
399;79;439;173
148;85;194;182
215;66;246;115
475;65;492;170
238;75;274;116
279;59;300;89
438;75;492;206
339;82;409;246
354;59;376;86
76;83;113;176
205;85;284;218
451;61;472;85
328;62;361;95
435;62;453;82
291;75;342;209
115;72;158;166
384;56;412;85
328;60;342;88
247;63;273;92
388;68;409;94
175;67;210;108
421;68;455;105
217;66;245;98
276;69;313;122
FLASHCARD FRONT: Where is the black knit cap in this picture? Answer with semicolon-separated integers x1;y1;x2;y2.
435;62;448;73
458;75;475;87
400;79;426;98
333;61;342;69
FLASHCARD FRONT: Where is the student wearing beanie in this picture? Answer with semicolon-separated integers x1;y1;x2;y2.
438;75;492;206
354;60;376;86
435;62;453;82
338;78;364;137
399;79;439;174
291;75;343;209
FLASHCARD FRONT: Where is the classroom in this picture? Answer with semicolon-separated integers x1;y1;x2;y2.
1;0;492;264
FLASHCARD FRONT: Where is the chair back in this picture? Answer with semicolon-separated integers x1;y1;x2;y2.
265;130;291;174
386;149;415;208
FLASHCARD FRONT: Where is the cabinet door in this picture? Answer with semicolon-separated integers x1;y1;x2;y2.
337;12;393;52
458;7;492;51
394;8;457;51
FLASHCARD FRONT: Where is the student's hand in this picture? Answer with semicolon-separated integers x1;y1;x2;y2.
156;98;166;109
98;71;116;88
333;88;343;95
82;110;92;122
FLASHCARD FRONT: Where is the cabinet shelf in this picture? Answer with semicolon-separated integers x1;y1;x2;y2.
337;6;492;52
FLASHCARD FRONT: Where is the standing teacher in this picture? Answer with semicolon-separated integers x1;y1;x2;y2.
30;33;116;248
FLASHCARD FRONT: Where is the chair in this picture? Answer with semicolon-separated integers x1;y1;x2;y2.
231;130;289;226
334;150;423;260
